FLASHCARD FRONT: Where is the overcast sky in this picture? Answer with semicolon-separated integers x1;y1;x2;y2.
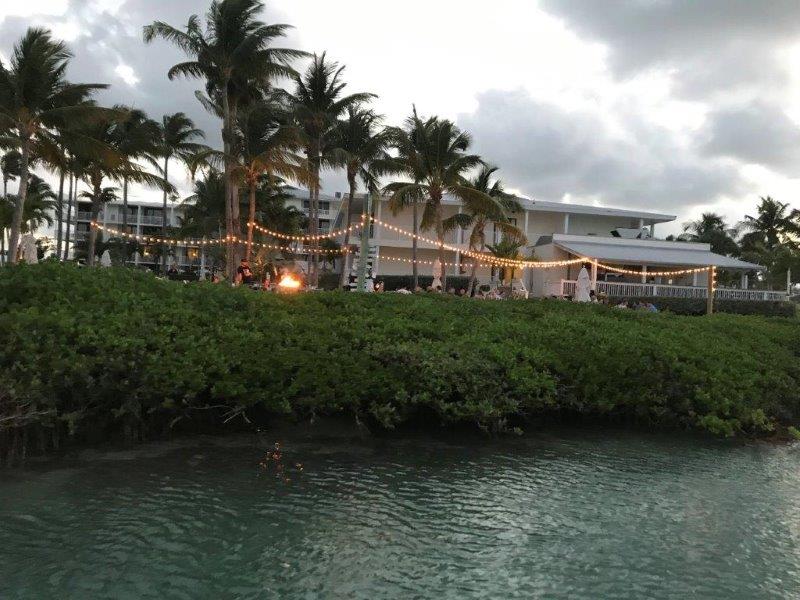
2;0;800;236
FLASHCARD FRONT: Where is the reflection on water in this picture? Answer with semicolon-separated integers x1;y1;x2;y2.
1;430;800;599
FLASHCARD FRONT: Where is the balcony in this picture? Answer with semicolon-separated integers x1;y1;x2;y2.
140;214;166;225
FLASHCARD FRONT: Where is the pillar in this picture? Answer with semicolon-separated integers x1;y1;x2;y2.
707;267;715;315
641;265;647;284
524;211;529;240
590;260;598;291
649;223;655;238
563;213;570;234
741;273;748;290
692;271;698;287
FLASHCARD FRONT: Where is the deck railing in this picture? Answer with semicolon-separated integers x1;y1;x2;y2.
554;280;787;302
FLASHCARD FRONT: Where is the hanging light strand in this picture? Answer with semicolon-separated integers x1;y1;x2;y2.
90;222;347;254
249;221;362;241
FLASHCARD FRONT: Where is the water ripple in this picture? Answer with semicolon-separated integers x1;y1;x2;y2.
1;431;800;599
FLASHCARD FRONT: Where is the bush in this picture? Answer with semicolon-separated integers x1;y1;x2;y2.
609;296;796;317
1;263;799;462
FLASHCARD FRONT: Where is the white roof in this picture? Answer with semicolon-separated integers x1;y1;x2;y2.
549;234;764;271
438;194;675;223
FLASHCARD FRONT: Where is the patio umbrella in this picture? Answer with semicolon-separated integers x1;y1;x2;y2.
100;250;112;267
18;233;38;264
575;266;591;302
431;259;442;290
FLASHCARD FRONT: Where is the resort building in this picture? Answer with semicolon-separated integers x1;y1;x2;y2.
333;193;782;301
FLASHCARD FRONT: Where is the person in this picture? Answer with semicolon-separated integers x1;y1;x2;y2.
236;258;254;286
167;264;178;279
615;298;628;309
589;290;598;303
365;276;375;293
458;288;466;296
646;302;659;313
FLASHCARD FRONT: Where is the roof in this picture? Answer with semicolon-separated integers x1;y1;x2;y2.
439;194;676;223
549;234;764;271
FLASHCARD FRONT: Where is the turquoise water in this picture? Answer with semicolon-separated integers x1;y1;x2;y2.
1;430;799;599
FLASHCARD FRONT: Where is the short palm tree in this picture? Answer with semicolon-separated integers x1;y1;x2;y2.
0;27;107;264
144;0;306;280
20;175;57;232
329;105;389;288
382;109;489;288
155;113;206;272
681;212;739;256
442;166;524;295
283;53;376;287
487;235;527;284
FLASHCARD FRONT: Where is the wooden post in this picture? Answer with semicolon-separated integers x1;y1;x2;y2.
706;266;715;315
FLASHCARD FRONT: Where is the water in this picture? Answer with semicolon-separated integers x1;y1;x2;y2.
2;429;800;599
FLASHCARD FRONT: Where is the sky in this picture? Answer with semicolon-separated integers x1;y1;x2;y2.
2;0;800;236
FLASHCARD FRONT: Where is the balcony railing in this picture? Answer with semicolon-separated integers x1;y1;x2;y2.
554;280;787;302
76;211;93;221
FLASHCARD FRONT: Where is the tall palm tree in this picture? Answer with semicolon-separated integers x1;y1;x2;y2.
0;151;21;264
144;0;306;280
739;196;799;251
382;109;488;289
329;105;388;288
75;113;168;265
155;113;206;272
283;53;376;287
681;212;739;256
236;104;308;260
20;175;57;233
111;107;161;233
441;166;524;296
0;27;107;265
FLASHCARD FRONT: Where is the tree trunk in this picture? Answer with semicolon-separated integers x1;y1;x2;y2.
63;173;74;261
435;201;447;291
221;82;235;282
412;200;419;289
308;142;321;288
161;156;169;274
339;170;357;289
8;137;32;265
246;179;256;261
55;168;65;259
87;181;101;266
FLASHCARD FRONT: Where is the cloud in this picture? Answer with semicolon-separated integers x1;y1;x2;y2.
458;88;742;214
540;0;800;100
700;102;800;169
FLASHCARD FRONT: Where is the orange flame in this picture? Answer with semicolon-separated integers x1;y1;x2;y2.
278;274;302;290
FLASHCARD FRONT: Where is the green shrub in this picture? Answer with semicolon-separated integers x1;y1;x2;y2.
1;263;799;462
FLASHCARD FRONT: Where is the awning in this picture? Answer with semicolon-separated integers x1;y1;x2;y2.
552;235;763;271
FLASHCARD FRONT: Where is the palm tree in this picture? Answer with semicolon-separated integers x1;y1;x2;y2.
681;212;739;256
111;107;161;234
441;166;524;296
487;235;527;284
283;53;376;287
0;27;107;265
155;113;206;273
0;151;21;264
144;0;306;280
1;151;21;199
329;106;388;288
75;113;168;265
20;175;57;233
740;197;799;251
382;109;488;289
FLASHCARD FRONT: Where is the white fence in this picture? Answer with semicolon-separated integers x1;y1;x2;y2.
555;280;787;302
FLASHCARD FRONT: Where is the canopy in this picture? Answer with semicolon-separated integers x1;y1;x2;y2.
551;234;763;271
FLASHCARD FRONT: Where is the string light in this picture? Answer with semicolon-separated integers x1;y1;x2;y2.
379;255;495;268
591;260;712;278
91;222;348;255
249;221;362;241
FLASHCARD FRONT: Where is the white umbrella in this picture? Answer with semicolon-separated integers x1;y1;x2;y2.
575;266;591;302
431;259;442;290
18;233;38;264
100;250;112;267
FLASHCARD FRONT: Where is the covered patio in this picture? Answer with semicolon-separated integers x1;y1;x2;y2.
535;234;786;302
